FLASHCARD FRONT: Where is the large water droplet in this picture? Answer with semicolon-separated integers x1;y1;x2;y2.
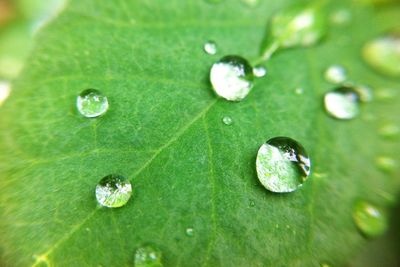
324;86;360;120
324;65;347;84
353;200;388;238
134;245;163;267
204;41;217;55
256;137;311;193
210;55;254;101
362;33;400;77
253;65;267;77
0;80;11;106
261;3;327;60
95;174;132;208
222;116;233;125
77;89;109;118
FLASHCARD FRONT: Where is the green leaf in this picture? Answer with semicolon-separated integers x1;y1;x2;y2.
0;0;399;266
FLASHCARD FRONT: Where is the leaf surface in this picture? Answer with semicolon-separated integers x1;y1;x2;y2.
0;0;399;266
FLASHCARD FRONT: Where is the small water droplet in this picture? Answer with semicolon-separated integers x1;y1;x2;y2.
222;116;233;125
204;41;217;55
95;174;132;208
353;200;388;238
295;87;304;95
206;0;223;3
249;200;255;207
185;227;194;237
253;65;267;77
376;156;396;173
77;89;109;118
376;88;398;100
330;8;351;25
379;123;400;138
241;0;259;7
320;263;331;267
353;84;373;102
324;65;347;84
0;80;11;106
256;137;311;193
362;33;400;77
261;3;327;60
134;245;163;267
210;55;254;101
324;86;360;120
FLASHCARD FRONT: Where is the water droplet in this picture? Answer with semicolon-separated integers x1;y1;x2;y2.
353;84;373;102
253;65;267;77
185;228;194;237
203;41;217;55
261;3;327;60
249;200;255;207
241;0;259;7
376;156;396;173
222;116;233;125
376;88;397;100
324;65;347;84
134;245;163;267
295;87;304;95
77;89;109;118
0;80;11;106
320;263;331;267
379;123;400;138
210;55;254;101
324;86;360;120
362;33;400;77
353;200;388;238
95;174;132;208
330;8;351;25
256;137;311;193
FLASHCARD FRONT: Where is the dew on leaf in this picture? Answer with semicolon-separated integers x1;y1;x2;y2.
256;137;311;193
362;33;400;77
210;55;254;101
376;156;396;173
353;200;388;238
353;84;373;102
134;245;163;267
253;65;267;77
77;89;109;118
249;200;255;207
295;87;304;95
376;88;397;100
222;116;233;125
379;123;400;138
185;228;194;237
261;3;327;60
324;86;360;120
95;174;132;208
203;41;217;55
0;80;11;106
330;8;351;25
205;0;223;3
324;65;347;84
241;0;259;7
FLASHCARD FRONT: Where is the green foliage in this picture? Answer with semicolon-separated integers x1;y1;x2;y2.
0;0;399;266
